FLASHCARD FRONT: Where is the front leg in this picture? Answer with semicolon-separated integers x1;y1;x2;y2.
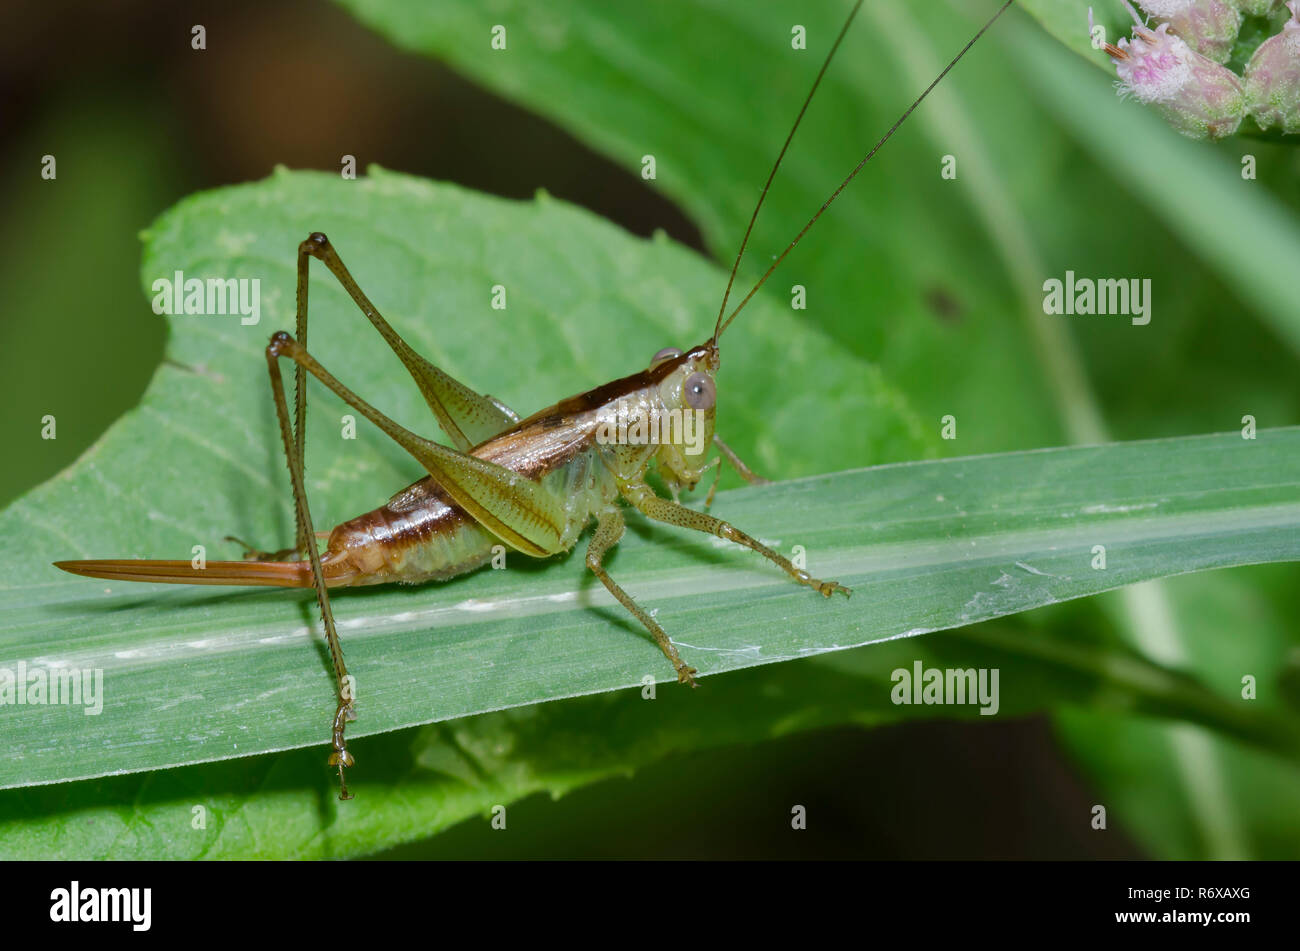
703;434;767;511
713;434;771;487
621;481;851;598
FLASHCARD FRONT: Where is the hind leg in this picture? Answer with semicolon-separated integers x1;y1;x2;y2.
224;532;326;562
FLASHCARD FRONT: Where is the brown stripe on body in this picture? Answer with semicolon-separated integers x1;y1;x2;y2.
325;477;493;584
491;344;700;438
327;350;706;583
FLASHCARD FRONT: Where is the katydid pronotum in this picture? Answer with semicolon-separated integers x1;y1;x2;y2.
56;0;1015;799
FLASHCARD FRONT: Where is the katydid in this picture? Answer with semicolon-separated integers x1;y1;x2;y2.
56;0;1015;799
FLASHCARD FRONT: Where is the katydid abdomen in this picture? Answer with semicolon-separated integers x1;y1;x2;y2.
52;476;498;589
56;417;623;589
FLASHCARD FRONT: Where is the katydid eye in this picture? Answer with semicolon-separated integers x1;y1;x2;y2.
650;347;682;369
683;372;715;410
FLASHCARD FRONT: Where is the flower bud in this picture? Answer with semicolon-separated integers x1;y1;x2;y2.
1135;1;1242;63
1101;12;1247;139
1230;1;1280;17
1244;1;1300;132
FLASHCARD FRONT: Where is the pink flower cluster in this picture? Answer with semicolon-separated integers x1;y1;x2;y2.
1244;0;1300;131
1094;0;1299;138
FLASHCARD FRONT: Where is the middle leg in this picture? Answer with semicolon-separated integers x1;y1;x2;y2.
586;508;697;686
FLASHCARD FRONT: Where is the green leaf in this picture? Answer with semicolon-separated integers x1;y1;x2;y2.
2;628;1284;860
2;171;1296;856
334;0;1300;863
5;1;1297;859
1;172;1297;798
1018;0;1125;65
0;164;923;793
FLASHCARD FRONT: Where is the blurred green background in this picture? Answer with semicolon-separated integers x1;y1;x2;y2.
2;0;1297;858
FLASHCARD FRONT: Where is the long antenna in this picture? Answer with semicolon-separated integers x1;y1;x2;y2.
712;0;865;343
715;0;1016;340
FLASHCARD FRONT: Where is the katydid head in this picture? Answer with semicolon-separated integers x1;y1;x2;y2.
645;341;719;491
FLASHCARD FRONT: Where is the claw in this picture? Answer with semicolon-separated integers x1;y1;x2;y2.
330;699;357;800
334;760;353;801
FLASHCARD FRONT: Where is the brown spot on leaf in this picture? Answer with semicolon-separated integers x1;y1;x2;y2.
924;285;962;324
